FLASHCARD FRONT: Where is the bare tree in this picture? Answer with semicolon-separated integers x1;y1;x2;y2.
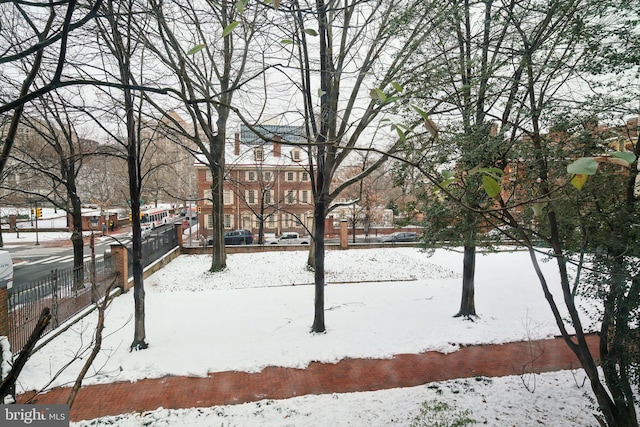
277;0;441;333
93;0;152;350
0;0;104;176
141;0;267;272
6;90;93;276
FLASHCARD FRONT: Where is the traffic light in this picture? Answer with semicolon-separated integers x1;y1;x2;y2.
128;212;132;221
30;208;34;216
197;206;202;214
36;207;42;218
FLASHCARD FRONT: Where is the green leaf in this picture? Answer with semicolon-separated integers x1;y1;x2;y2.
374;88;386;102
567;157;598;175
391;82;403;93
442;170;455;180
393;125;406;142
412;105;430;121
222;21;239;37
611;151;636;165
303;28;318;36
475;167;504;179
317;89;326;97
531;201;547;216
571;173;589;190
186;44;206;55
482;175;501;198
235;0;248;14
436;177;456;192
281;39;295;44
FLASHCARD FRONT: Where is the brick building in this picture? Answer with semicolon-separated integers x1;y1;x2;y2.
196;125;313;239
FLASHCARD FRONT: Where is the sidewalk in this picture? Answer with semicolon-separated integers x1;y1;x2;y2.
17;334;599;423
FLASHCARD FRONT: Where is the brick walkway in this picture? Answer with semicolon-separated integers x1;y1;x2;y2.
16;334;599;422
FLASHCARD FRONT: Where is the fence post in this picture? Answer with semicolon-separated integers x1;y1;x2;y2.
175;223;183;247
0;287;8;337
110;245;130;292
340;219;348;249
51;269;58;328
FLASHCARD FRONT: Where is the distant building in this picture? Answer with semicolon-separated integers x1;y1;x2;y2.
196;124;313;237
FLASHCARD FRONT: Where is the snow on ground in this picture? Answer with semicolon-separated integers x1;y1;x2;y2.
11;243;610;426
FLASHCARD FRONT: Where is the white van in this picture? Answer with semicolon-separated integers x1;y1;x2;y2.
0;250;14;290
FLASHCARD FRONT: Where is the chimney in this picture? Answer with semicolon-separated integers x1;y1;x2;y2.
234;132;240;156
273;136;281;157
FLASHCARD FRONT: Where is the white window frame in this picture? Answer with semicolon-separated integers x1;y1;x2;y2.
223;190;234;205
203;189;213;205
246;171;257;182
246;189;256;205
286;190;296;205
224;214;233;229
286;171;296;182
300;190;310;204
254;147;264;161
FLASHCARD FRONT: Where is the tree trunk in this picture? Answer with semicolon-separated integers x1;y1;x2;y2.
69;190;84;289
456;244;477;319
311;197;326;333
209;133;226;272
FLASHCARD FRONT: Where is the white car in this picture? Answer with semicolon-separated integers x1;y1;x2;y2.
266;232;310;245
128;224;152;239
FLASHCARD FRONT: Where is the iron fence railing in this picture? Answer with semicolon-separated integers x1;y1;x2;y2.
8;255;117;352
127;226;178;272
7;226;178;353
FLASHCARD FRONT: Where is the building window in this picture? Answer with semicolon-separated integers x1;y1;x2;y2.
242;214;253;229
300;190;309;204
224;214;232;229
247;190;256;205
223;190;234;205
263;171;273;182
291;149;301;161
206;170;212;182
206;215;213;229
247;171;257;181
301;172;309;181
254;147;264;161
286;190;295;204
264;190;273;205
203;189;213;205
267;214;276;229
286;171;295;182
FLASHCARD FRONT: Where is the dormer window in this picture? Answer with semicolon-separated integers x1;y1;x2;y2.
291;149;301;162
254;147;264;161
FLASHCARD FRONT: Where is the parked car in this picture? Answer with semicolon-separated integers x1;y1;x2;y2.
378;231;417;243
266;231;310;245
224;229;254;245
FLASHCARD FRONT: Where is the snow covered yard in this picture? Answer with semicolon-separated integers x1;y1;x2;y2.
15;247;604;426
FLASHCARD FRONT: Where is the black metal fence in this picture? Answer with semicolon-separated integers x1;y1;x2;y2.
129;225;179;272
7;226;178;353
7;256;117;352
